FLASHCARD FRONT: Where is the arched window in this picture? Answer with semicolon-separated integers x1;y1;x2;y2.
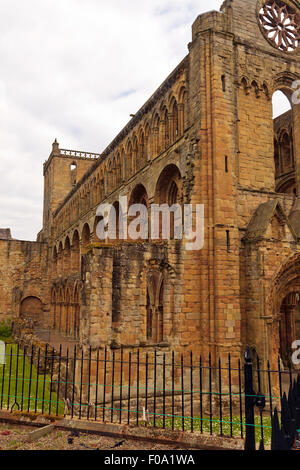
58;287;64;332
274;138;280;176
71;230;80;272
155;164;182;240
82;224;91;247
129;185;149;241
65;288;71;336
178;86;187;135
171;99;179;143
116;153;122;187
70;162;77;185
138;131;145;171
168;180;179;205
132;135;138;175
272;90;296;195
146;272;164;343
20;296;43;325
100;171;105;200
58;242;63;276
129;184;149;207
73;284;80;339
51;289;57;329
144;123;150;163
152;113;160;156
112;158;117;189
146;291;152;340
64;237;71;275
126;142;133;178
162;107;169;150
107;160;113;193
108;201;123;241
52;246;58;278
280;132;293;172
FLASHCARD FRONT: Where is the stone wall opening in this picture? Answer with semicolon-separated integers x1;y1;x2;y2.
146;272;164;344
273;89;296;195
279;293;300;368
155;164;182;240
20;296;43;325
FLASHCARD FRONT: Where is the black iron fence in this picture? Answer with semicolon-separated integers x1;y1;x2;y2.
260;370;300;450
0;342;298;449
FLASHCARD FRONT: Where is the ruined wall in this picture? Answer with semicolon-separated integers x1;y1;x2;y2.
80;242;185;351
4;0;300;373
0;239;50;325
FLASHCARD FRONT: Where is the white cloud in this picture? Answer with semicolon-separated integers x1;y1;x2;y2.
0;0;238;240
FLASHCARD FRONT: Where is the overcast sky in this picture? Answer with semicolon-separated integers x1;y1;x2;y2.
0;0;290;241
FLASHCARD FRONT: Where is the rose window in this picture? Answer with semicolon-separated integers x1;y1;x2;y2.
259;1;300;52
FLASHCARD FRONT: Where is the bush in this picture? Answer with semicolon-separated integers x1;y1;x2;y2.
0;319;12;342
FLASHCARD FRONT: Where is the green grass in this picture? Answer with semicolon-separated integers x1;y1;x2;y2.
151;414;272;445
0;319;13;343
0;344;64;415
0;343;274;447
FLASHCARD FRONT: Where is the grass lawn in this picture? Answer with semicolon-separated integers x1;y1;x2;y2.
0;344;64;416
0;342;273;447
152;414;272;445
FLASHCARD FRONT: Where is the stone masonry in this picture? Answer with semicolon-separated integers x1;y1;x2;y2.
0;0;300;377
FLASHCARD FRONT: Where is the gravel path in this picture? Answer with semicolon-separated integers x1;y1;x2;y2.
0;423;191;451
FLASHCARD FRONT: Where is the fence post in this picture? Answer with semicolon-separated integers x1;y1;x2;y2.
244;346;256;450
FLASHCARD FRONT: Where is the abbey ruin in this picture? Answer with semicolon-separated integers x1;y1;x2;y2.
1;0;300;371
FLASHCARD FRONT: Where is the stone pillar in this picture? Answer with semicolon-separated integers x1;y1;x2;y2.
80;247;114;349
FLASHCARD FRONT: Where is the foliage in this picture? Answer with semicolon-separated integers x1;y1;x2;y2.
0;319;12;342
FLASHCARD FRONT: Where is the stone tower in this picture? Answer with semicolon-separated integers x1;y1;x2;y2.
41;140;99;241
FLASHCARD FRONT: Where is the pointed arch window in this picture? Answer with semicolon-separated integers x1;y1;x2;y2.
146;272;164;343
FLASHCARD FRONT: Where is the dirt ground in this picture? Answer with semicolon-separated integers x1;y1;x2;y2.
0;423;191;451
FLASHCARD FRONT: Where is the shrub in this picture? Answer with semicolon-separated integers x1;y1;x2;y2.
0;319;12;342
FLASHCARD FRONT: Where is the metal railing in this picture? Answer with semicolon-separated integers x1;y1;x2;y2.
0;343;296;449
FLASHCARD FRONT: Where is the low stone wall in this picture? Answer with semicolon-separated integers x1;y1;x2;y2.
12;319;55;373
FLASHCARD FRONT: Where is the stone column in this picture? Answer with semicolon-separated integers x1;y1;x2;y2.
80;247;114;349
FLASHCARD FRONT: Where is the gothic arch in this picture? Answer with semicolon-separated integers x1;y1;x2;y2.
115;152;122;187
146;271;164;343
144;260;176;344
129;183;149;207
265;253;300;366
160;104;169;150
137;127;147;170
155;164;182;204
132;134;139;175
63;236;71;275
151;112;161;156
20;296;43;325
169;96;179;143
125;139;133;178
271;72;300;99
266;253;300;318
81;223;91;247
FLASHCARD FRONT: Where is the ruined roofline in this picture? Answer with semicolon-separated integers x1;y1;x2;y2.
53;55;189;218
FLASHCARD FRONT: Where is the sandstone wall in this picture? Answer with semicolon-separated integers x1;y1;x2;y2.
0;239;50;325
